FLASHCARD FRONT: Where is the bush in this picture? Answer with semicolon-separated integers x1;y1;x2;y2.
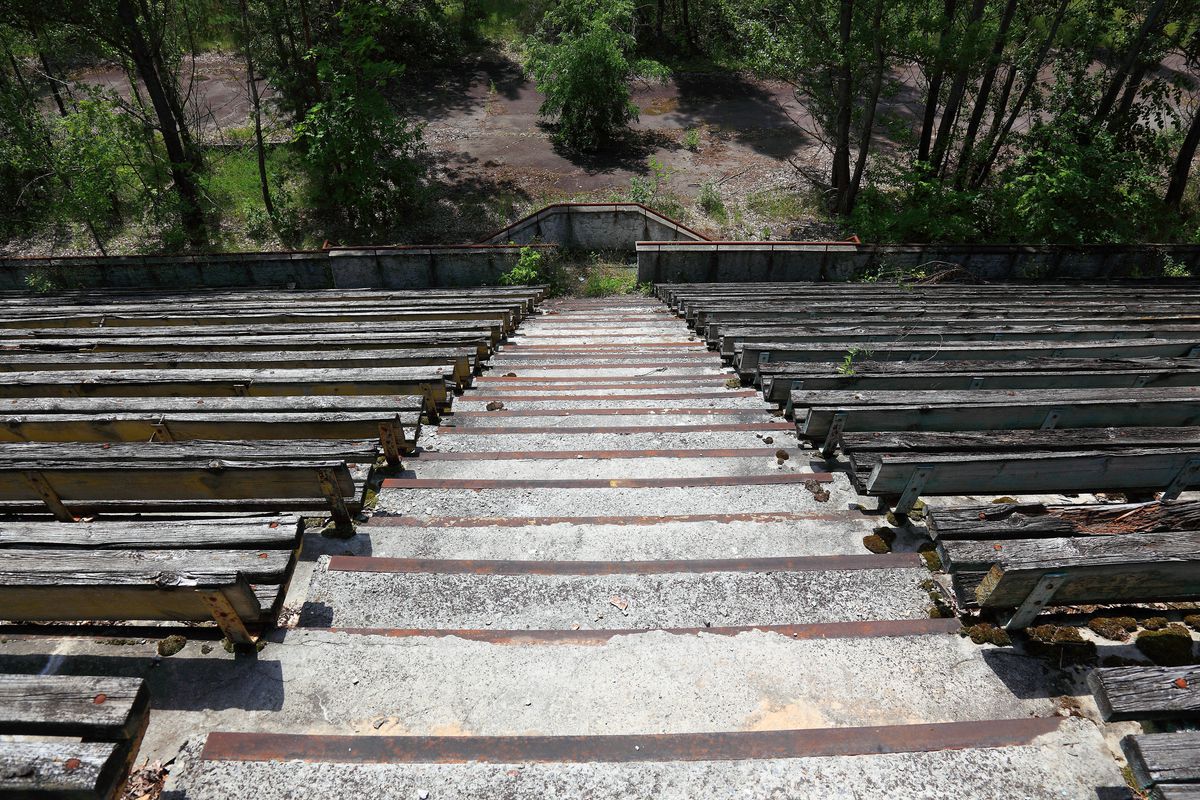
699;181;725;219
682;127;701;152
499;245;545;285
526;0;639;151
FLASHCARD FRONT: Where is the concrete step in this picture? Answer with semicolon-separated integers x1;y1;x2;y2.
301;554;930;628
452;396;769;409
443;409;775;428
309;515;875;560
168;717;1121;800
374;479;856;518
419;427;797;452
400;453;812;481
480;366;726;378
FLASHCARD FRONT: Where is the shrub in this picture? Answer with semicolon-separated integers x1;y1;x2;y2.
699;181;725;219
499;245;545;285
682;127;701;152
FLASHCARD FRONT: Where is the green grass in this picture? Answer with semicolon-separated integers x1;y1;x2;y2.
746;188;817;222
473;0;532;43
582;265;639;296
201;144;308;248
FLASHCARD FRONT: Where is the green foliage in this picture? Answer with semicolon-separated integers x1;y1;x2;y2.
849;163;986;243
837;346;871;375
583;266;638;296
293;4;426;237
499;245;545;284
1162;254;1193;278
628;157;684;218
698;181;725;220
526;0;640;151
682;127;701;151
993;114;1167;244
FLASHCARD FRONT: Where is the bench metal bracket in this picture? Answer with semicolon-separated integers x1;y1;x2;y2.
758;351;770;364
895;465;933;516
1040;408;1062;430
150;415;175;443
316;467;353;526
1133;374;1150;388
969;376;985;389
1188;345;1200;358
232;383;250;398
24;470;72;521
379;420;403;466
199;590;254;645
820;411;848;459
1002;572;1067;630
1163;457;1200;501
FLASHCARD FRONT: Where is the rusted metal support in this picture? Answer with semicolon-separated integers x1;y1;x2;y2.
199;590;254;645
378;419;403;466
24;470;72;521
316;467;352;526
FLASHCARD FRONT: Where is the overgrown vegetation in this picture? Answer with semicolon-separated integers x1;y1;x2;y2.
5;0;1200;252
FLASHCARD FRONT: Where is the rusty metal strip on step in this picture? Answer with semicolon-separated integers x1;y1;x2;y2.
462;392;759;401
366;511;848;527
504;342;703;348
200;717;1061;765
410;448;793;461
476;375;726;383
380;473;833;490
479;362;723;369
321;618;963;644
449;408;769;417
326;553;905;574
437;423;794;435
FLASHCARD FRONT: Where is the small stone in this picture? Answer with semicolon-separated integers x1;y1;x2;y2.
419;791;430;799
525;700;532;706
763;437;774;444
200;644;213;655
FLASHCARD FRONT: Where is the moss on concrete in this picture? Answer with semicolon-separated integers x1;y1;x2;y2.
1134;624;1196;666
862;527;896;554
1086;616;1138;642
964;623;1012;647
157;635;186;657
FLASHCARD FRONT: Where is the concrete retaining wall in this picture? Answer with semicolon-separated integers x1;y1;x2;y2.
484;203;707;251
637;241;1200;283
0;245;555;291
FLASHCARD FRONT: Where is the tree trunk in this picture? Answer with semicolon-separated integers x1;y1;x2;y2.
656;0;664;41
917;0;959;165
38;52;67;117
238;0;275;220
1165;108;1200;212
1093;0;1166;124
970;0;1068;189
848;0;885;213
954;0;1017;183
929;0;987;175
115;0;206;248
680;0;696;50
832;0;854;213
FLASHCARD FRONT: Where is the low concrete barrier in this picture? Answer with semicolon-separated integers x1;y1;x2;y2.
637;241;1200;283
483;203;707;251
0;245;556;291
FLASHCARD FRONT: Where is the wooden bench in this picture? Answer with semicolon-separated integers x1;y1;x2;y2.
1122;732;1200;800
0;514;303;643
0;396;424;463
0;347;479;390
790;387;1200;455
0;367;453;415
927;500;1200;541
1089;666;1200;722
0;674;149;800
938;530;1200;620
843;428;1200;514
759;358;1200;402
735;338;1200;380
0;440;374;524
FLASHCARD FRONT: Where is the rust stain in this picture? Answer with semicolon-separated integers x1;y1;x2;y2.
411;448;796;461
326;553;910;575
367;512;850;527
200;718;1063;764
437;423;794;435
380;473;834;490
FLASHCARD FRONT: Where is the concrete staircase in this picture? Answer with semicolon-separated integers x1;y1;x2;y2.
164;296;1127;798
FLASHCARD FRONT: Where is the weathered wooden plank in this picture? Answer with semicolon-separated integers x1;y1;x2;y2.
971;531;1200;607
5;333;494;359
0;395;426;414
737;338;1200;374
0;675;147;740
926;501;1200;540
0;368;452;410
761;357;1200;397
0;439;379;463
1123;732;1200;789
0;740;126;799
4;319;504;345
845;427;1200;453
0;412;416;451
0;548;294;583
1088;666;1200;722
0;515;300;550
796;388;1200;437
860;448;1200;498
0;347;476;381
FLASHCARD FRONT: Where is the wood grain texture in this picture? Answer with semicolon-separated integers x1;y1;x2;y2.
1088;666;1200;722
0;740;125;799
1124;732;1200;788
927;501;1200;540
0;515;300;550
0;675;147;739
